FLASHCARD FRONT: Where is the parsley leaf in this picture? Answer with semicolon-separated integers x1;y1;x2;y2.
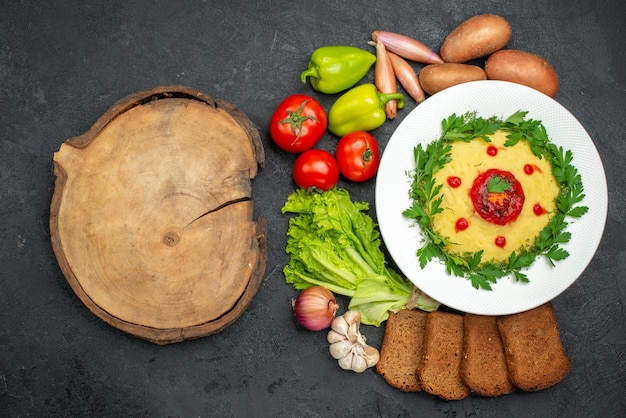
404;111;589;291
487;175;511;193
441;112;500;142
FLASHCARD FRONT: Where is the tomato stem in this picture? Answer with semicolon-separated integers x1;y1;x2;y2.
361;135;373;172
278;99;319;144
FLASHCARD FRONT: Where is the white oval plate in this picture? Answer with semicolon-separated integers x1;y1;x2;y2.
375;80;608;315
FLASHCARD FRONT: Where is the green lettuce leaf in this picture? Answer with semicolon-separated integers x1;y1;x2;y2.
282;187;440;326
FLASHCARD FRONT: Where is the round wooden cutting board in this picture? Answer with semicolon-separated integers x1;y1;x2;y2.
49;86;267;344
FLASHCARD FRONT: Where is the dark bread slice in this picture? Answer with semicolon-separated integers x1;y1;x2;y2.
497;302;571;391
419;311;471;400
376;309;428;392
461;314;516;397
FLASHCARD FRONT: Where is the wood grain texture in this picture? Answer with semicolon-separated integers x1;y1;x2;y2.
50;86;267;344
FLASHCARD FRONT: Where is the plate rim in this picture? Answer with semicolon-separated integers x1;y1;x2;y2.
375;80;608;315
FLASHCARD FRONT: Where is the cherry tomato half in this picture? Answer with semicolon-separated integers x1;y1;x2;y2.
335;131;380;182
269;94;327;153
292;149;339;191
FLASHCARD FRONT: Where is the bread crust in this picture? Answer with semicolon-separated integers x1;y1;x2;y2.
376;309;428;392
497;303;571;391
418;311;471;400
461;314;516;397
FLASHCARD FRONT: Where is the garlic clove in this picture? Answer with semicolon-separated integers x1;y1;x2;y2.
351;343;366;357
342;311;363;343
337;354;354;371
351;354;368;373
327;330;344;344
343;310;361;325
329;340;353;360
363;344;380;367
330;315;349;336
355;332;368;346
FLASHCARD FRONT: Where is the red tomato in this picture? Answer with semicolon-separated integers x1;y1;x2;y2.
335;131;380;182
292;149;339;191
269;94;327;153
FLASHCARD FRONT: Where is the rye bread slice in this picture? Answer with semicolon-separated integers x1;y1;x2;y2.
376;309;428;392
497;302;571;391
461;314;516;397
419;311;471;400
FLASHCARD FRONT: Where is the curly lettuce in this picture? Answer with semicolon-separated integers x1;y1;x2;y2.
282;187;439;326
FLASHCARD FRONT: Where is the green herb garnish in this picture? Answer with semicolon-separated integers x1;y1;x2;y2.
487;175;511;193
403;111;588;290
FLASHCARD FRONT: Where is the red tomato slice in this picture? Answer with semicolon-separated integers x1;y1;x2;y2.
292;149;339;191
470;169;525;225
335;131;380;182
269;94;327;153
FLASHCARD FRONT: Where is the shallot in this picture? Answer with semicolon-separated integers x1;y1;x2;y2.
292;286;339;331
388;52;426;103
372;30;443;64
372;40;399;119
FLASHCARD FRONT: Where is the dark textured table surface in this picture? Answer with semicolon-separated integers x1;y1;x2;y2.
1;1;625;416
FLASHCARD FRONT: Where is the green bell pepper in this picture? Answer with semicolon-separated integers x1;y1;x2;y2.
328;83;405;137
300;46;376;94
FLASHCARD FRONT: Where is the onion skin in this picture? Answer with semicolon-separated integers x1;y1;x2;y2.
388;52;426;103
373;40;398;119
292;286;339;331
372;30;444;64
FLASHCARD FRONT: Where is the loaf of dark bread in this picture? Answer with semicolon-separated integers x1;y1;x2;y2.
461;314;516;397
376;309;428;392
419;311;470;400
497;303;571;391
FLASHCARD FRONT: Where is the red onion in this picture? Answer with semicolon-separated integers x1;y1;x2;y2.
292;286;339;331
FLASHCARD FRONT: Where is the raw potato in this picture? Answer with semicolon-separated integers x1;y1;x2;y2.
485;49;559;97
419;63;487;95
440;14;512;63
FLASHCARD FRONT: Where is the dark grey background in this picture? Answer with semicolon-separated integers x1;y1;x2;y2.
1;1;624;416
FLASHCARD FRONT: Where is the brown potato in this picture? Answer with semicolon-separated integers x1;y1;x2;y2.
485;49;559;97
419;63;487;95
440;14;512;63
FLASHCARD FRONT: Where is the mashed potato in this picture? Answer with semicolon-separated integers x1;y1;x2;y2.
431;130;559;263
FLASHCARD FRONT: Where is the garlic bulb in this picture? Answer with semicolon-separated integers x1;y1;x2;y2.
327;310;380;373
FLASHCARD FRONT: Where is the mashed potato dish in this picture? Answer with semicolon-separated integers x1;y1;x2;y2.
432;130;560;263
404;111;587;289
